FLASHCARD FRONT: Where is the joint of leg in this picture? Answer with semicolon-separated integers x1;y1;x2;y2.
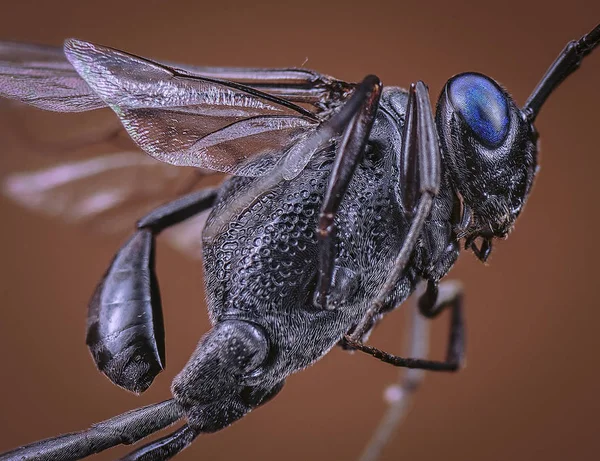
318;212;335;238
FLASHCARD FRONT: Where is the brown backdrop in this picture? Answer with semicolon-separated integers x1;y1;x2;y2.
0;1;599;460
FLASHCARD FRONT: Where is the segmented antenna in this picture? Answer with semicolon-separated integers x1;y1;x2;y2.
523;23;600;122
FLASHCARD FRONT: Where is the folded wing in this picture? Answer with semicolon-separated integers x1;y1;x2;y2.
3;152;213;259
0;39;355;258
62;39;325;176
0;41;104;111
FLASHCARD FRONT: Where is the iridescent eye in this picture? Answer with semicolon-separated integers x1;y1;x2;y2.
448;73;510;148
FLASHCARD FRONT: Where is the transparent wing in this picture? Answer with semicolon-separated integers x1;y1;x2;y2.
168;65;353;108
0;41;105;112
0;40;352;112
62;39;323;177
0;40;355;177
3;151;213;259
0;40;354;258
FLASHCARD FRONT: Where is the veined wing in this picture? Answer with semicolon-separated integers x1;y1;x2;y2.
0;40;353;113
62;39;324;177
169;64;353;108
0;40;356;257
3;151;214;259
0;41;105;112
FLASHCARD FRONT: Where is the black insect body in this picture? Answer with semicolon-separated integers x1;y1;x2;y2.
0;24;598;461
200;99;455;382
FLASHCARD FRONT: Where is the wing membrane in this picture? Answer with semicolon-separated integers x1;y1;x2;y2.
170;65;353;106
3;151;214;259
0;40;354;257
0;40;352;111
0;41;105;112
3;152;210;231
63;39;319;176
0;40;354;176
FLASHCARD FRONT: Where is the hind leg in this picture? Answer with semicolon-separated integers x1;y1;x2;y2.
0;400;183;461
87;187;218;393
117;425;198;461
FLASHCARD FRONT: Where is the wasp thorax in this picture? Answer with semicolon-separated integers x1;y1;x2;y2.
435;72;538;240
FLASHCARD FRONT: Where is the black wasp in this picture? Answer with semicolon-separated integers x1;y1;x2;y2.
0;22;598;461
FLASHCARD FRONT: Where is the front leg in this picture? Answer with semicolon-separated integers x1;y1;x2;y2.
356;280;464;461
349;81;441;341
316;75;382;309
87;187;218;393
345;279;465;371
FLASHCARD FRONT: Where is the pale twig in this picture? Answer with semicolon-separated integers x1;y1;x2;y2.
358;287;430;461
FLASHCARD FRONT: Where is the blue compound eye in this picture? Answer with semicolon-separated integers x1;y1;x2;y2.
448;73;510;148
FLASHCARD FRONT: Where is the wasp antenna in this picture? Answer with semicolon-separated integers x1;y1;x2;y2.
523;23;600;122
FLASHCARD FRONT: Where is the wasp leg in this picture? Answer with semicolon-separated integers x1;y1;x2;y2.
117;425;198;461
346;282;463;461
349;82;440;341
7;110;126;159
87;187;218;394
356;280;464;461
114;321;279;461
117;386;286;461
357;288;430;461
315;74;382;309
344;280;465;371
0;400;183;461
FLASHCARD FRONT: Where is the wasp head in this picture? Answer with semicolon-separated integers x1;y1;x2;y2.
435;72;538;260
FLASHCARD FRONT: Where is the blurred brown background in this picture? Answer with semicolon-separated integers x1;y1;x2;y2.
0;1;599;460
